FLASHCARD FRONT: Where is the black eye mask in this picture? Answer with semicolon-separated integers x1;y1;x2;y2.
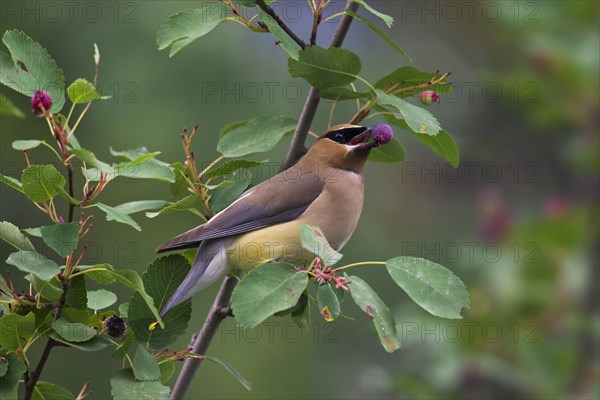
324;127;368;144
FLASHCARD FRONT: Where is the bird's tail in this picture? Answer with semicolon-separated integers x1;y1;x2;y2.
159;240;232;318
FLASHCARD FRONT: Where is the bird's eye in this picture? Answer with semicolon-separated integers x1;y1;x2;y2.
334;132;345;142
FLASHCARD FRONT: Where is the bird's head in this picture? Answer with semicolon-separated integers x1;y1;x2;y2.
308;123;393;173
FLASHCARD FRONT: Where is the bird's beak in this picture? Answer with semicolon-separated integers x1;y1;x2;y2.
349;126;377;149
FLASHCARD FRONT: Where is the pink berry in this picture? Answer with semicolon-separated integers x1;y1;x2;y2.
31;90;52;115
371;124;393;145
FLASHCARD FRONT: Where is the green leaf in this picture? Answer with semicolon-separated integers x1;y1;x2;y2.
384;114;459;167
5;250;60;280
0;221;35;251
157;4;228;57
231;263;309;328
112;200;168;217
119;302;129;317
49;333;111;351
169;162;189;196
317;284;341;322
291;293;311;331
111;270;164;329
112;330;134;360
67;78;100;104
61;308;90;324
386;256;469;319
31;381;75;400
217;116;297;158
159;361;175;384
0;174;23;193
65;274;87;310
133;345;161;381
204;355;253;390
219;119;249;138
343;10;410;61
40;222;79;257
116;152;162;168
0;93;24;118
12;140;44;150
351;0;394;27
346;274;400;353
111;369;170;399
0;30;65;112
21;165;65;202
210;175;252;213
25;274;61;302
87;289;118;311
288;46;362;91
375;66;452;97
259;11;299;60
96;203;141;231
85;264;117;285
70;148;104;166
0;312;35;350
206;159;266;180
128;255;191;348
368;138;405;163
0;354;26;400
52;318;96;342
319;86;369;101
145;195;197;219
86;161;175;183
376;89;441;135
299;224;343;266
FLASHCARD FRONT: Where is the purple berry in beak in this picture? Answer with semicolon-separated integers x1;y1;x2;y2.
371;124;393;145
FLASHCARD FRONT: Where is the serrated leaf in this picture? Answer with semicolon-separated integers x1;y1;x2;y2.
31;381;75;400
12;140;44;150
87;289;117;311
51;318;96;342
157;4;228;57
259;11;299;60
375;66;452;97
0;354;26;399
317;284;341;322
368;138;405;163
209;175;252;213
145;195;197;219
112;200;168;216
231;263;308;328
288;47;361;91
0;174;23;193
217;116;297;158
40;221;79;257
376;89;441;135
111;270;164;329
50;333;111;351
0;93;24;118
0;30;65;112
344;10;410;61
67;78;100;104
133;345;161;381
5;250;60;280
204;355;253;390
0;312;35;350
384;114;459;167
386;256;469;319
299;224;343;266
206;159;266;180
346;274;400;353
65;274;87;310
128;255;191;348
21;164;65;202
97;202;141;231
0;221;35;251
351;0;394;27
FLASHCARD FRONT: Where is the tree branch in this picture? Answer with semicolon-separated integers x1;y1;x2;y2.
255;0;307;49
279;1;360;171
170;276;238;399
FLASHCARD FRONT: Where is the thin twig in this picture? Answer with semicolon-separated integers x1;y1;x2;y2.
170;276;238;399
279;1;360;171
255;0;307;49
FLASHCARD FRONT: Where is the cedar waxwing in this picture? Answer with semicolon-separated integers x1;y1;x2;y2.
156;123;393;317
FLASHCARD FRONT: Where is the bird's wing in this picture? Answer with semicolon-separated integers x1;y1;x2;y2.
156;168;324;252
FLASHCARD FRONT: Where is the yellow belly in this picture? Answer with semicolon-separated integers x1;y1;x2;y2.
226;221;314;270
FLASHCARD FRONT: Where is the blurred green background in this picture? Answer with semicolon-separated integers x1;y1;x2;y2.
1;1;598;398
